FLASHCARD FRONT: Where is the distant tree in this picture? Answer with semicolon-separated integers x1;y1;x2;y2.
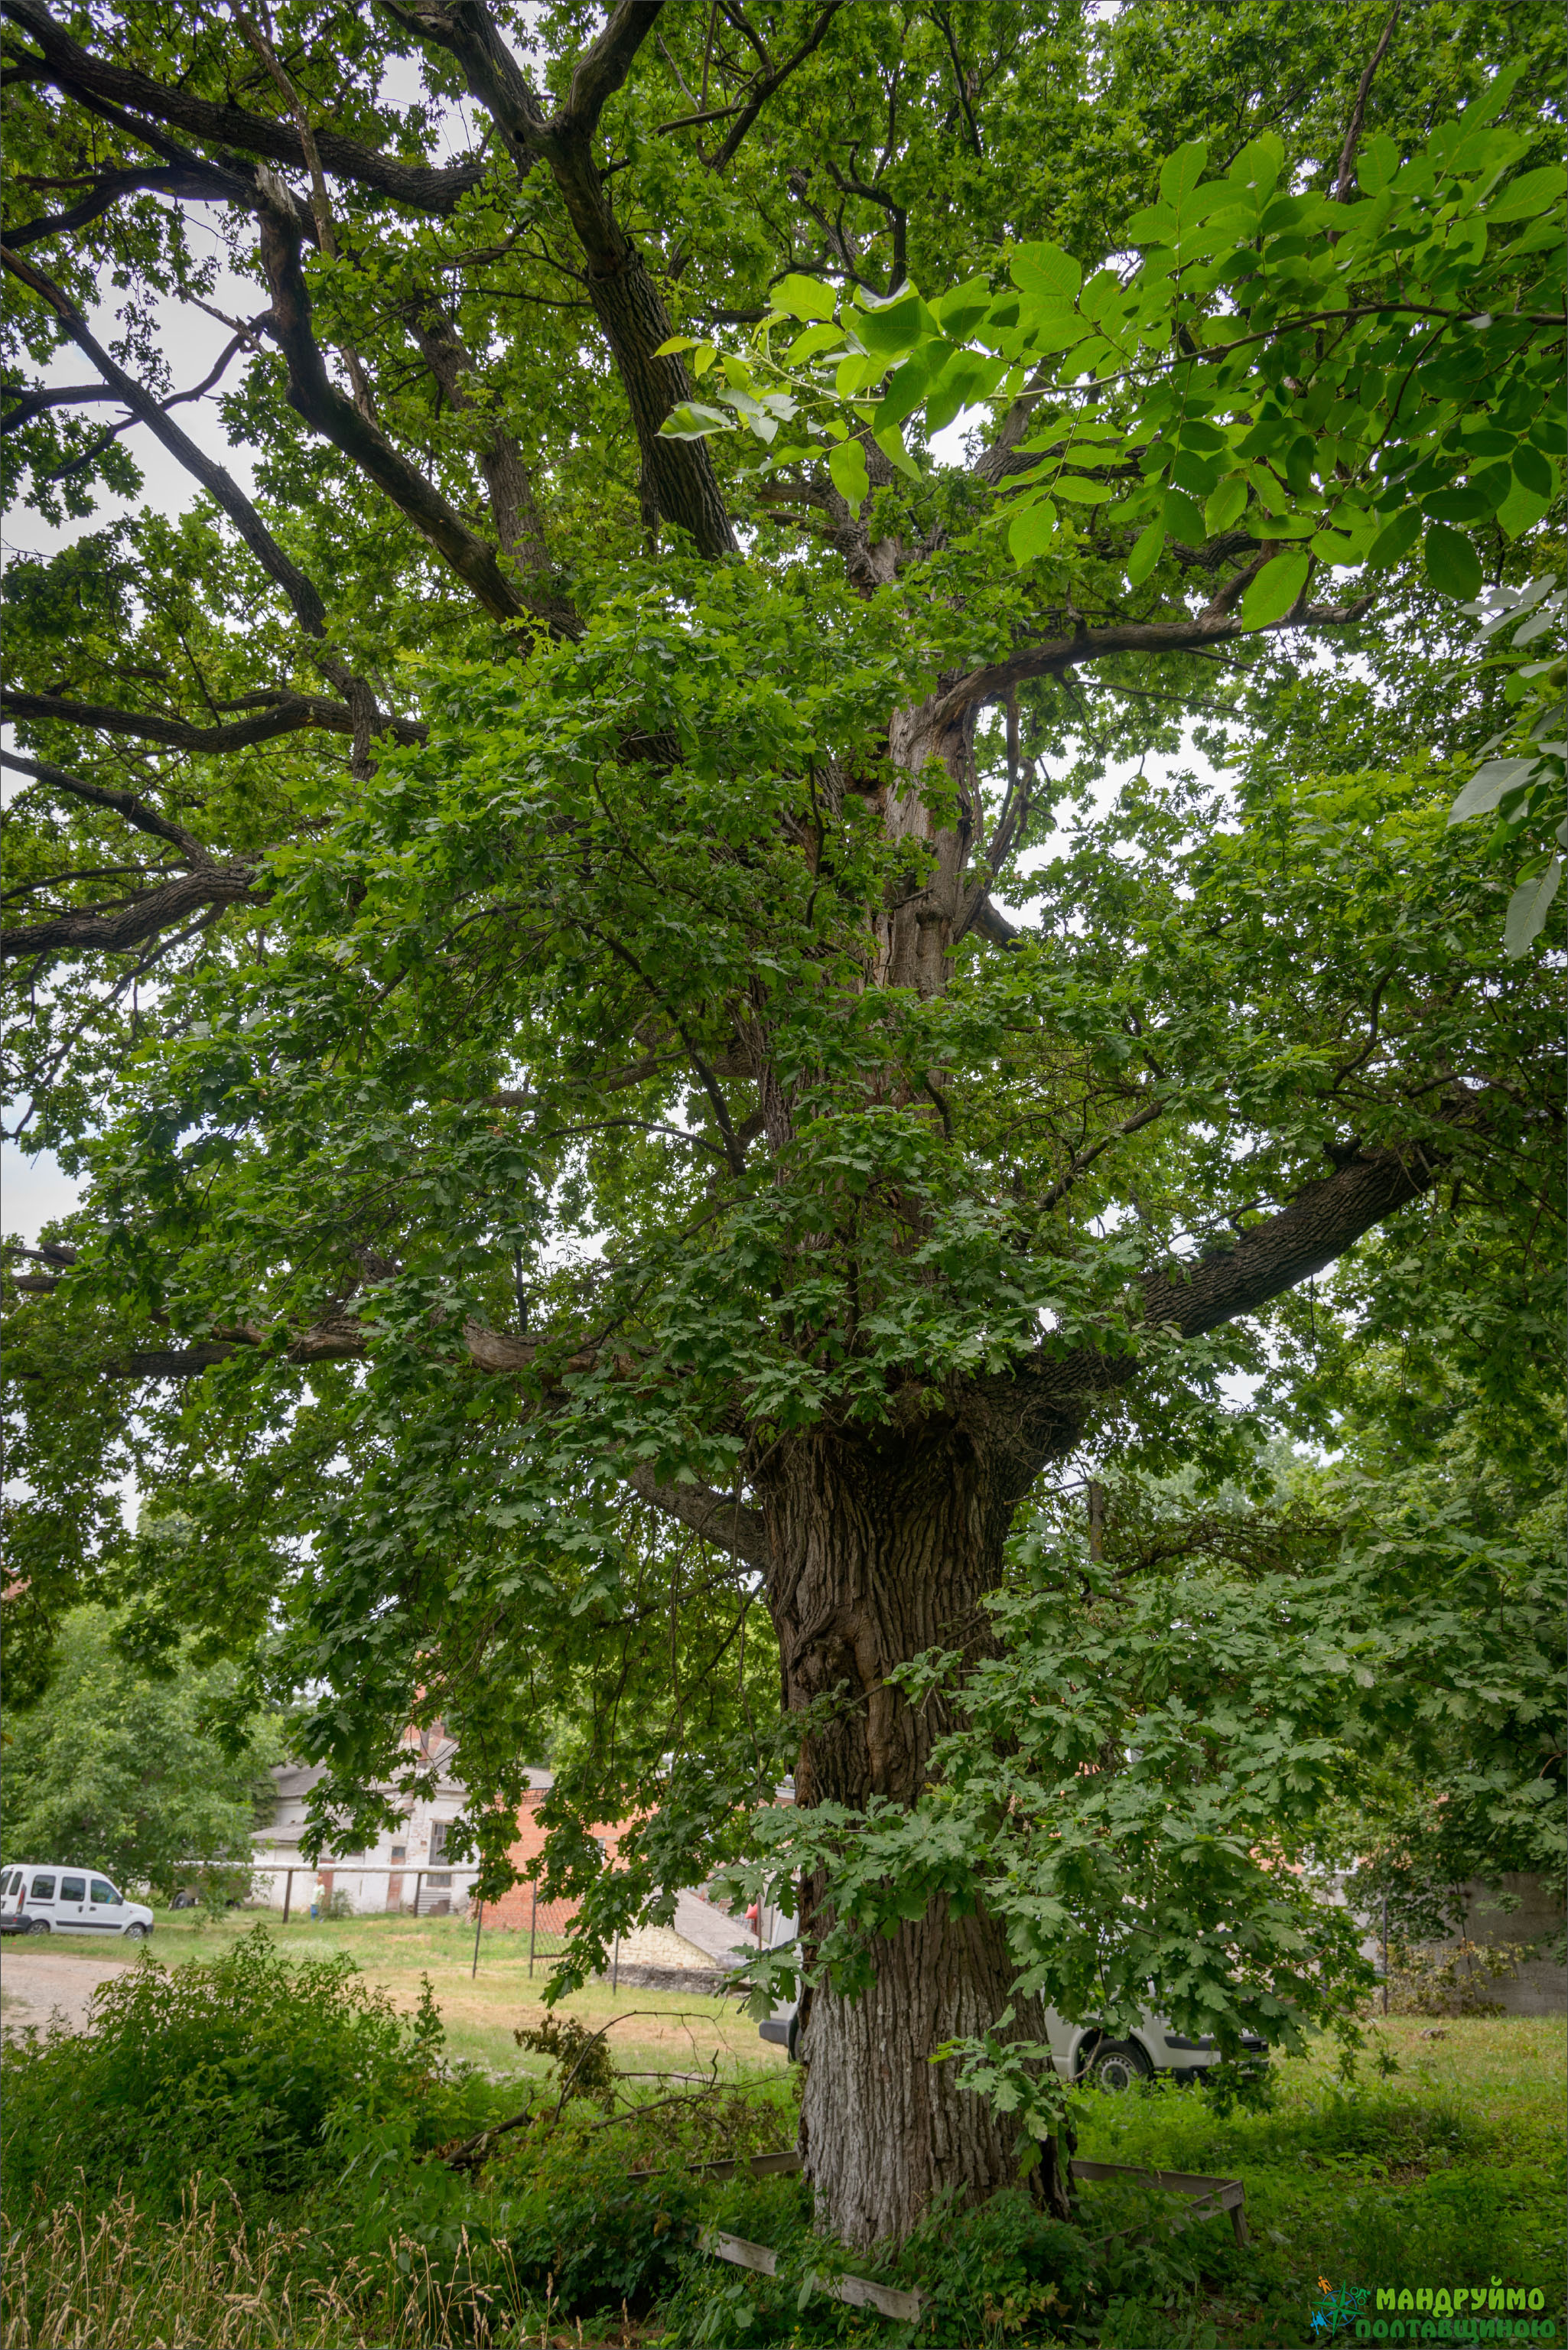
0;1602;281;1899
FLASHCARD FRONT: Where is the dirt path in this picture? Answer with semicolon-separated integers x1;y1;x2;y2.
0;1942;136;2037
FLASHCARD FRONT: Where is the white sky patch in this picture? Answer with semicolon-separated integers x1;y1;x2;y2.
1;1141;81;1245
2;218;262;568
991;731;1227;926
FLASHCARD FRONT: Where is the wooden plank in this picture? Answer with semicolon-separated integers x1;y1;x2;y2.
1071;2160;1239;2197
698;2228;777;2277
698;2229;926;2322
688;2153;1247;2314
814;2271;925;2322
1070;2156;1249;2251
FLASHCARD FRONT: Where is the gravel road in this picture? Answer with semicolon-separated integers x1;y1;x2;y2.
0;1941;138;2037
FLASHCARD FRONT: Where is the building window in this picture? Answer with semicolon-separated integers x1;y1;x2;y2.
428;1822;451;1887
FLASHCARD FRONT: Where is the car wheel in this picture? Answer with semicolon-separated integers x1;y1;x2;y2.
124;1922;149;1941
28;1920;50;1937
1085;2039;1151;2092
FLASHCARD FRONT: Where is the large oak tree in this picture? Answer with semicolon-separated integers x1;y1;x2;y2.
2;0;1561;2245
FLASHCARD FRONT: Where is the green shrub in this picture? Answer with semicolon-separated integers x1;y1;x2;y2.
0;1927;473;2217
493;2122;708;2317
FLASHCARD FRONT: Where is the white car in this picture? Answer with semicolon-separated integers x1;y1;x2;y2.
1042;2005;1265;2088
761;1995;1264;2086
0;1863;155;1940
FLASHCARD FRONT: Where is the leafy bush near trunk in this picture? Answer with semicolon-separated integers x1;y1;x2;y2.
0;1928;478;2217
1384;1936;1531;2016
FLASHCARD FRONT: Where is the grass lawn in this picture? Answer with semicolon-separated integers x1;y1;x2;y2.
136;1905;787;2088
1071;2013;1566;2348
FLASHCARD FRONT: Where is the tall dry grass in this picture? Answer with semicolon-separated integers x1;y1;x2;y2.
0;2182;570;2350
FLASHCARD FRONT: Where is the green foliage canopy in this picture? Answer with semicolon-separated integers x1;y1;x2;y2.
0;0;1561;2069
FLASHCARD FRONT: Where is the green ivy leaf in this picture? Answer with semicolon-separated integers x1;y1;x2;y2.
1423;523;1484;601
828;439;870;506
1238;549;1311;628
1008;499;1059;564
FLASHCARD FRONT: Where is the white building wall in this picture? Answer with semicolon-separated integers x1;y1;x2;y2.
251;1767;479;1915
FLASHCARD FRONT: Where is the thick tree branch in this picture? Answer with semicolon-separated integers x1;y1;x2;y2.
958;894;1023;949
2;865;262;956
4;688;426;754
930;597;1373;725
2;0;486;213
559;0;672;138
994;1129;1453;1463
1140;1139;1441;1340
1;380;122;424
404;0;737;557
1;750;211;861
405;298;581;636
254;190;532;627
3;161;246;246
626;1465;771;1571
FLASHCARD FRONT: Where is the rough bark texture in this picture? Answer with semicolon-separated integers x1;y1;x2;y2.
760;1409;1071;2245
799;1899;1065;2249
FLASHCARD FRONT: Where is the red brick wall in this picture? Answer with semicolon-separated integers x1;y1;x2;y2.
482;1790;631;1929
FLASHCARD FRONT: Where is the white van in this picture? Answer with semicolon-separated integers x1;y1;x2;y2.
0;1863;155;1940
760;1991;1264;2086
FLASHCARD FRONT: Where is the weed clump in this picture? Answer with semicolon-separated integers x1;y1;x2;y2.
1;1927;477;2217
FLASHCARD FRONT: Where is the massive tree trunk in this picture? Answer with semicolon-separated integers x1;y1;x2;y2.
760;1404;1071;2247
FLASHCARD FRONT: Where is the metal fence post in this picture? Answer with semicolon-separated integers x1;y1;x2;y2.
471;1898;484;1980
281;1867;292;1925
414;1869;424;1919
611;1933;620;1994
529;1884;537;1979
